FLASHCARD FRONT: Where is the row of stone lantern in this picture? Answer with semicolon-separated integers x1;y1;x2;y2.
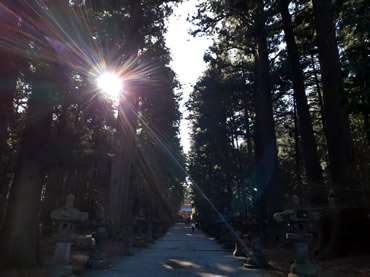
202;195;320;277
132;213;169;248
202;218;270;269
48;195;170;276
48;194;114;277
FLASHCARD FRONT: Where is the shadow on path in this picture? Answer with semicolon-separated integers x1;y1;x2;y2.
82;223;269;277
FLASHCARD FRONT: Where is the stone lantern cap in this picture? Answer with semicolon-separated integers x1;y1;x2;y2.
51;194;88;223
273;195;320;223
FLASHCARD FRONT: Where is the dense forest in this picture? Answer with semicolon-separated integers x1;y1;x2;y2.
0;0;185;269
187;0;369;257
0;0;369;273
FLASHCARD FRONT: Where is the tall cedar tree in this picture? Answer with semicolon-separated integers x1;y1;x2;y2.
279;0;329;250
0;62;65;267
312;0;365;255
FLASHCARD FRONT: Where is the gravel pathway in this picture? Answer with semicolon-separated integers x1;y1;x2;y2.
82;223;269;277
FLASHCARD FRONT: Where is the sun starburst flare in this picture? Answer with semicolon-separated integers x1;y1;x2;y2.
97;72;123;100
0;1;162;104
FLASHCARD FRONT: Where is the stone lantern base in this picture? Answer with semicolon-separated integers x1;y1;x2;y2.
85;254;111;270
48;264;75;277
122;225;134;256
133;236;148;248
289;261;318;277
122;246;135;256
145;230;154;243
243;233;269;268
244;249;269;268
233;236;248;257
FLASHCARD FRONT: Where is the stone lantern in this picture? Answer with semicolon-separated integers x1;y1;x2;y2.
243;217;269;268
122;225;134;256
145;222;154;243
133;212;148;248
152;219;163;239
48;194;88;277
85;207;111;269
233;230;247;257
274;195;319;277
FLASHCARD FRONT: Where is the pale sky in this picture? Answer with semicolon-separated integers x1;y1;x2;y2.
165;0;212;154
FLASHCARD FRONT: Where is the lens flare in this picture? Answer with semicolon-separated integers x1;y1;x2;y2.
0;0;161;105
97;72;123;99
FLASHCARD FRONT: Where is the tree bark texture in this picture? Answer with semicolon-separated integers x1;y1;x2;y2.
312;0;364;255
280;0;327;206
40;165;66;225
310;54;328;139
107;86;139;227
0;71;54;268
107;101;138;228
107;0;143;228
293;99;303;191
252;1;282;238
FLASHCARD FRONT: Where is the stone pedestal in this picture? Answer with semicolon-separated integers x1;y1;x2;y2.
86;207;111;269
287;233;317;277
274;195;319;277
133;216;148;248
122;225;134;256
153;223;162;239
145;223;154;243
233;231;247;257
134;237;148;248
244;232;269;268
48;194;88;277
220;230;235;250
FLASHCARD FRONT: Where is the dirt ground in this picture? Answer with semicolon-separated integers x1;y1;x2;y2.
263;247;370;277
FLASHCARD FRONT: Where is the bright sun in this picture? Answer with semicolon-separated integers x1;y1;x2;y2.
97;72;123;99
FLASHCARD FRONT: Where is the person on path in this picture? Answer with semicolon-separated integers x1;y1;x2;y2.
191;222;195;233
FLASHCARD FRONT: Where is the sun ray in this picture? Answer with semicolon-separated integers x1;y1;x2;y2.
0;0;168;111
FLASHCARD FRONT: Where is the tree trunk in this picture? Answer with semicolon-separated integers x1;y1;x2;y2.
293;99;303;191
119;98;139;226
107;94;139;226
0;70;54;268
280;0;326;204
40;165;66;226
311;53;331;167
310;54;327;137
40;103;69;225
312;0;364;255
280;0;331;251
107;0;143;230
253;0;281;241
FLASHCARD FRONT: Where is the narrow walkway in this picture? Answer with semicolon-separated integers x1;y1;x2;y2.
83;223;268;277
